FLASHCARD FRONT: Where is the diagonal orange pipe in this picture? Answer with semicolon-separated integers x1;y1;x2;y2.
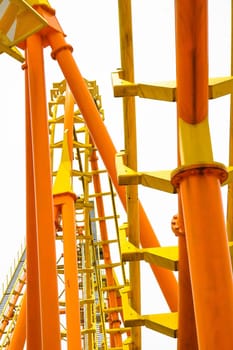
7;292;26;350
45;27;178;311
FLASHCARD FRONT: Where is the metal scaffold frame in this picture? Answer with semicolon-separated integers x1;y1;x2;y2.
0;1;233;349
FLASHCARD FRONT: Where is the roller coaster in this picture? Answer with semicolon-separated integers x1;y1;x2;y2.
0;1;233;349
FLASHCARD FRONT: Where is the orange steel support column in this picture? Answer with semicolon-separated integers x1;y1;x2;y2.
227;0;233;241
174;1;233;348
7;293;26;350
25;60;42;349
178;172;233;349
89;146;122;348
54;195;82;350
26;33;61;349
52;85;81;348
172;207;198;350
45;27;177;311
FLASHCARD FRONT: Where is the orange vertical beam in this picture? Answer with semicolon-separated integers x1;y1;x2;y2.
7;293;26;350
175;0;208;124
175;1;233;348
54;195;82;350
227;0;233;241
45;27;177;311
172;207;198;350
24;59;42;349
178;173;233;348
26;33;61;349
50;80;82;348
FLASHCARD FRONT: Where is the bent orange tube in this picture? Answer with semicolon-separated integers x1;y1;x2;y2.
180;173;233;348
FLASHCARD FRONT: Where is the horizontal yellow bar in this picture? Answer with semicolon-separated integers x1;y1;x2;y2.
116;152;175;193
112;70;233;101
120;287;178;338
119;226;178;271
112;70;176;101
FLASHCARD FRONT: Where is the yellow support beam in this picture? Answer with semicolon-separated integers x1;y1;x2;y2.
120;287;178;338
52;130;73;195
112;70;176;101
116;151;175;193
119;225;178;271
0;0;47;48
116;152;233;191
112;70;233;101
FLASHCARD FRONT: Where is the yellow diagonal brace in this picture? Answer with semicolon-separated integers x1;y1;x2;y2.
120;287;178;338
52;130;73;195
0;43;24;62
0;0;47;49
26;0;51;6
208;76;233;99
112;70;233;101
116;152;175;193
119;225;178;271
112;70;176;101
178;117;213;165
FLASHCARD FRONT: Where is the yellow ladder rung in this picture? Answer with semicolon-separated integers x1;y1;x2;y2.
89;191;112;198
94;239;118;245
80;298;95;306
78;268;94;274
90;169;107;175
103;306;123;313
91;215;119;222
101;285;124;292
105;327;131;334
96;262;121;269
81;328;96;335
76;235;93;240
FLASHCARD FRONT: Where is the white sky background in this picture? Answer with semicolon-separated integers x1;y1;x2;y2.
0;1;231;348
